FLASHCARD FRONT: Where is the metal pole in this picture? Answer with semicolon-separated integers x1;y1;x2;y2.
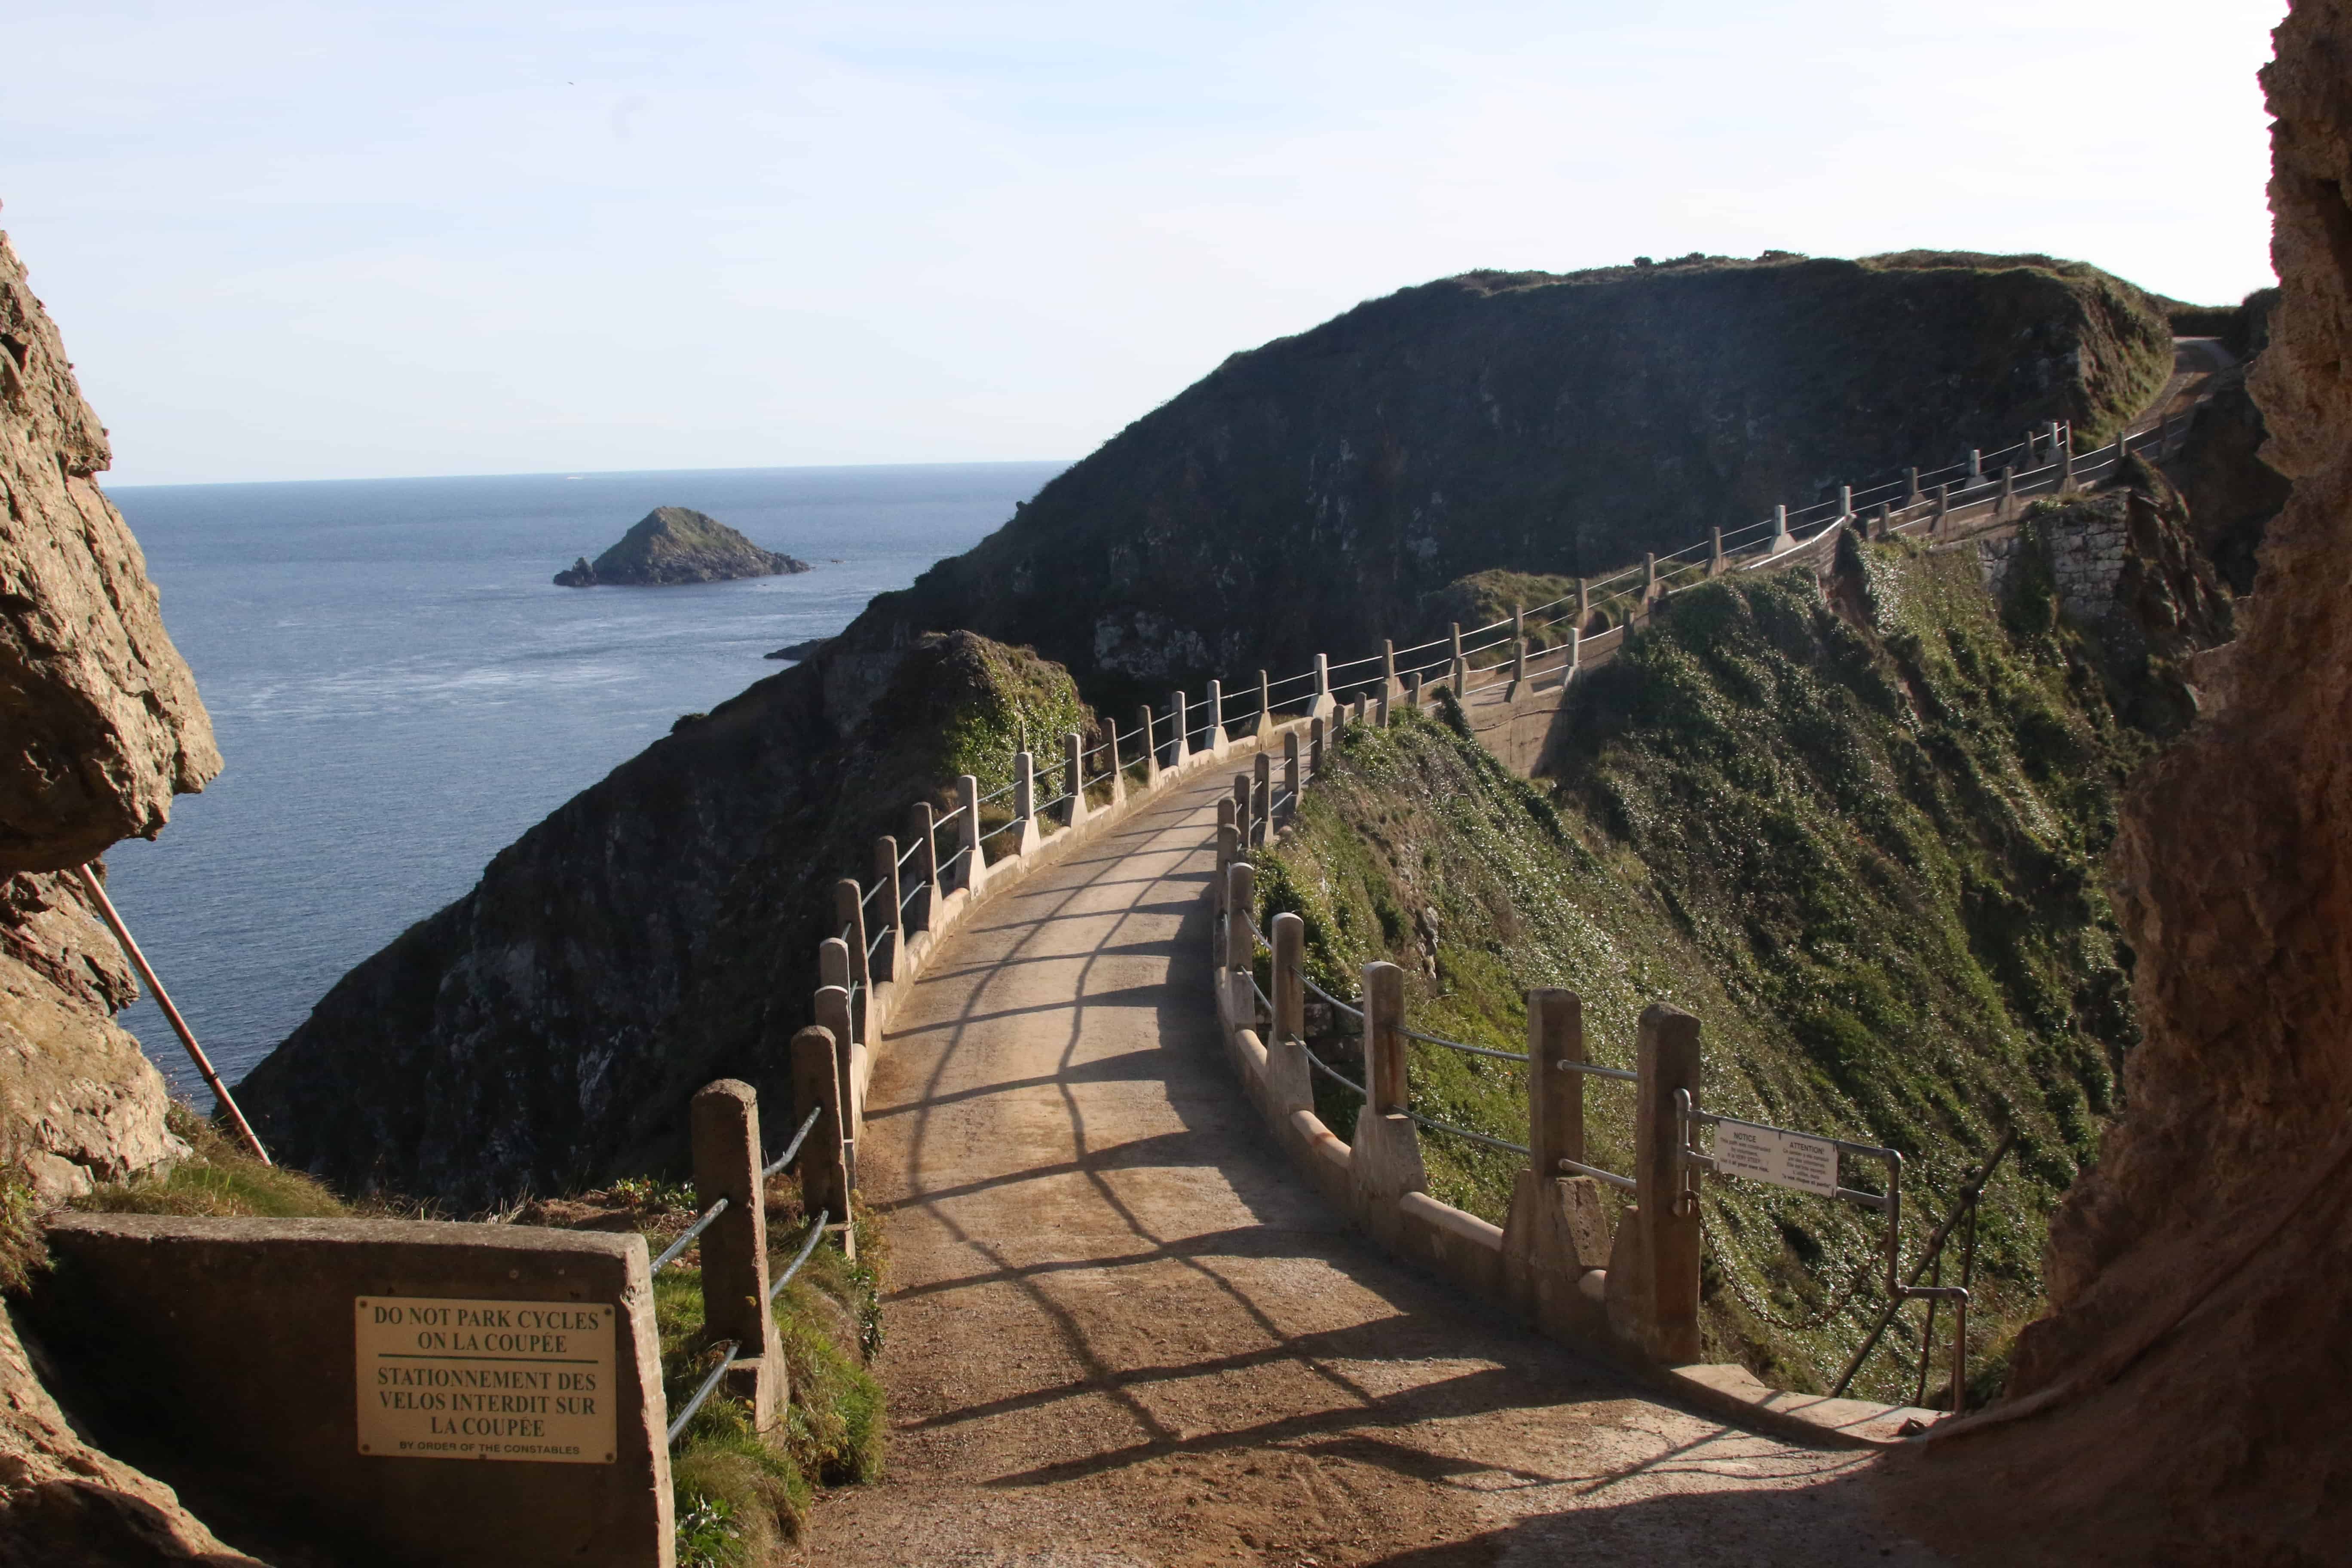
74;864;270;1164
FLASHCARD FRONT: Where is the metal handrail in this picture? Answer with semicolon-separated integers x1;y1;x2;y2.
1303;1046;1366;1097
866;927;889;960
900;879;927;914
762;1106;825;1179
766;1209;832;1302
859;880;883;909
1409;1107;1529;1157
896;838;924;868
1300;972;1364;1023
667;1340;741;1446
1558;1156;1638;1192
652;1197;729;1273
1400;1025;1526;1063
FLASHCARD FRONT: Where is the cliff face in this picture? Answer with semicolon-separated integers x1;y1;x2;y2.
0;231;215;1203
236;631;1091;1205
837;251;2171;705
1891;6;2352;1559
0;229;252;1564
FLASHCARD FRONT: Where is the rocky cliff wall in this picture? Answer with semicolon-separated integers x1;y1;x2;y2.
1889;6;2352;1559
236;631;1092;1206
0;230;215;1200
0;226;253;1567
836;251;2172;709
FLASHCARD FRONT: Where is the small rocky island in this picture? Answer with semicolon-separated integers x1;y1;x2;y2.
554;506;811;587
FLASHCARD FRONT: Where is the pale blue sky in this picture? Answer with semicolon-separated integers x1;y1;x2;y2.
5;1;2287;484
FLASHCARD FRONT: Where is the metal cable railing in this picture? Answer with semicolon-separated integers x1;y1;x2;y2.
762;1106;824;1179
766;1210;831;1302
652;1198;729;1273
1400;1025;1526;1064
667;1342;740;1446
896;838;923;869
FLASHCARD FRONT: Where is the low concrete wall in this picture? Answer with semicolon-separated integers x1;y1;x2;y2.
31;1214;672;1568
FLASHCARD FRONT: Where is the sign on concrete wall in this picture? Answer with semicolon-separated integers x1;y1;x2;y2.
356;1296;618;1464
1712;1117;1838;1196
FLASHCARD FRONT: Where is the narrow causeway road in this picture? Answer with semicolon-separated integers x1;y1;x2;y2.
807;770;1950;1567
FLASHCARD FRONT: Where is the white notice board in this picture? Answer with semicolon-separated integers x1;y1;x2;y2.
1712;1118;1839;1197
355;1296;616;1464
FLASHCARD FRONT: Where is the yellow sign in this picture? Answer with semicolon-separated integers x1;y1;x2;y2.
355;1296;616;1464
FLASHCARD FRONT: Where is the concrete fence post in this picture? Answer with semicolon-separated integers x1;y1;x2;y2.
836;879;872;1038
1350;961;1426;1241
1265;911;1311;1114
1364;962;1407;1115
1839;484;1853;521
1448;623;1467;694
1314;654;1331;716
1969;448;1983;484
2061;425;2076;490
1407;669;1423;710
1214;802;1236;968
1772;504;1792;551
1605;1003;1703;1365
1503;988;1610;1335
812;984;858;1178
1513;603;1525;645
1063;733;1087;829
1934;482;1950;536
1309;715;1326;775
2049;420;2064;464
1283;730;1300;820
1207;678;1223;747
1709;527;1724;576
1575;579;1589;624
691;1079;777;1430
1383;639;1397;701
1138;705;1159;788
2116;427;2131;469
1375;683;1390;728
789;1025;853;1259
1256;669;1273;738
1644;553;1657;600
959;774;985;888
1252;753;1272;847
1014;750;1035;829
1528;990;1586;1175
1105;724;1125;806
873;837;902;981
1231;775;1251;846
1999;465;2015;518
1512;637;1528;686
909;803;938;933
1167;692;1188;769
1225;861;1255;983
1350;694;1368;729
1874;501;1891;540
1906;466;1921;504
818;936;849;995
1567;623;1582;673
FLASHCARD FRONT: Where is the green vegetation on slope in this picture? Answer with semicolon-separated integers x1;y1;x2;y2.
1253;539;2182;1404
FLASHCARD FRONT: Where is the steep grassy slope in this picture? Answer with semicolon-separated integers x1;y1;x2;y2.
839;251;2173;711
1252;529;2214;1403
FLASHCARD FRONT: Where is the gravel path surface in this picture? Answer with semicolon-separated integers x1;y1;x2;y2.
805;769;1948;1566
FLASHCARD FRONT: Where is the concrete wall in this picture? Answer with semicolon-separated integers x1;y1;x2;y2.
28;1215;672;1568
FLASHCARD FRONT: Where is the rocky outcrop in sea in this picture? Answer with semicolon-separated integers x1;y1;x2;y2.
554;506;811;586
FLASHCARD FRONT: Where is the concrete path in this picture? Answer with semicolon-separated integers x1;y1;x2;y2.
806;770;1948;1566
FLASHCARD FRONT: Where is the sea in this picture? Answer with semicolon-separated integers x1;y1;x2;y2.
102;462;1065;1104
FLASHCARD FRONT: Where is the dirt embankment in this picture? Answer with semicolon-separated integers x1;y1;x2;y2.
1885;5;2352;1561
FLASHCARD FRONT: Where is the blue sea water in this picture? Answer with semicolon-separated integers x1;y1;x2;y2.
103;462;1063;1103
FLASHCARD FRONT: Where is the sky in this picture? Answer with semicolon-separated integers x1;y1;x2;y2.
4;0;2289;486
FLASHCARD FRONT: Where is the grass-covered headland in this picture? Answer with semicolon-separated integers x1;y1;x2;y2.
1252;533;2196;1405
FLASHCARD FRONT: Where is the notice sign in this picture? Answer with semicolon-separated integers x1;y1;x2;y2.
1712;1118;1839;1197
355;1297;616;1464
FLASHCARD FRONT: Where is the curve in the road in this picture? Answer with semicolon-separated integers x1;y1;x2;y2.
808;769;1945;1567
